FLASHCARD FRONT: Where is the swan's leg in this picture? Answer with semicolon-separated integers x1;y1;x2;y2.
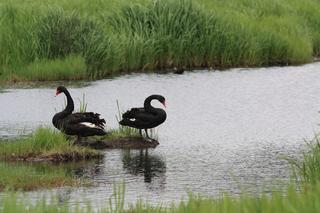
145;129;155;142
139;129;143;138
144;129;149;138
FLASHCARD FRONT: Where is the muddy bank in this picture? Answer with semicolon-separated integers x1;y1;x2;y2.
4;152;103;163
77;137;159;149
0;137;158;163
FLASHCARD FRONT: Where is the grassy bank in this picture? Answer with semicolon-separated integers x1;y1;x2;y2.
0;0;319;82
0;127;102;162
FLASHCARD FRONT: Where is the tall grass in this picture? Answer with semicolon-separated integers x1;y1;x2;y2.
0;0;319;82
290;136;320;186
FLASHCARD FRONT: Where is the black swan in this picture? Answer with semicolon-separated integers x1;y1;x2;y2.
119;95;167;141
52;86;106;142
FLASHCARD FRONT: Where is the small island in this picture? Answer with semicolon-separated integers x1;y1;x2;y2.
77;137;159;150
0;127;159;163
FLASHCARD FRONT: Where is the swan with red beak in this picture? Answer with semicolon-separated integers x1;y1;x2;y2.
119;94;167;141
52;86;106;143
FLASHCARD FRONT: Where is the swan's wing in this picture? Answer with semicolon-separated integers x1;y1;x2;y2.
134;111;157;122
67;112;106;128
66;122;106;136
122;108;144;119
122;108;157;122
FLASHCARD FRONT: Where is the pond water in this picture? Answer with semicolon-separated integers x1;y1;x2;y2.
1;63;320;207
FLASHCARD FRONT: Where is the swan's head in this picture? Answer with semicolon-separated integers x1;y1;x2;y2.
156;95;166;108
159;95;167;107
55;86;67;96
146;94;166;108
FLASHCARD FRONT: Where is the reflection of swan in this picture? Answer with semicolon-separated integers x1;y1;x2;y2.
64;159;105;179
122;149;166;183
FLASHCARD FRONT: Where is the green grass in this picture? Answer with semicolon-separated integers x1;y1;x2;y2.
0;162;80;191
4;55;87;82
103;128;140;141
0;182;318;212
0;127;102;161
0;0;319;82
290;136;320;186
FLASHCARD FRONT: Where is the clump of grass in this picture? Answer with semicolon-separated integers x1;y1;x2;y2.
100;100;140;141
103;128;140;141
77;93;88;113
171;185;320;213
290;136;320;185
35;9;102;59
0;127;102;162
0;162;79;191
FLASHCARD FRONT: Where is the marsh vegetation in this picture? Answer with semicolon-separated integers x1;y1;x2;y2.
0;0;319;82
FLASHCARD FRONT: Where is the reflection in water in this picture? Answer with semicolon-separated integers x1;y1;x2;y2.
122;149;166;184
21;160;104;180
57;188;73;205
68;158;105;179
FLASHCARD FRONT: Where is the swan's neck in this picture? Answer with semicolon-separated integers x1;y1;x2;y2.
63;90;74;113
144;95;157;110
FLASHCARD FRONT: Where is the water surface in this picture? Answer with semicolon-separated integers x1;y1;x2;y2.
1;63;320;207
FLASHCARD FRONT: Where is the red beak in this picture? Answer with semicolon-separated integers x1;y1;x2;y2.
55;90;60;96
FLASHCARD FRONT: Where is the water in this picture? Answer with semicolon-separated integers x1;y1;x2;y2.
1;63;320;207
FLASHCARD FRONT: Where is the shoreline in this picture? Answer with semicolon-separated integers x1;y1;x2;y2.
1;60;319;89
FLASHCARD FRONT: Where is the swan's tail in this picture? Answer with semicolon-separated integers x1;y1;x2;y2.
122;110;135;119
85;127;106;136
119;118;133;126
